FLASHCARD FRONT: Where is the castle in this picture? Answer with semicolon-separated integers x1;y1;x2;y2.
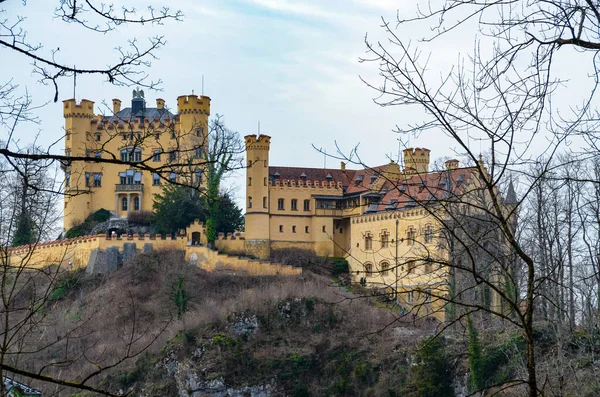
58;91;516;321
243;135;517;320
62;90;210;229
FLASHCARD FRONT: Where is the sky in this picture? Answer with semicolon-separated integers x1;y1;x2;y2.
3;0;590;209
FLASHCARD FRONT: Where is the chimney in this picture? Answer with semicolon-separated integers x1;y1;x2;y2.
445;159;459;170
112;99;121;114
340;161;346;171
156;98;165;109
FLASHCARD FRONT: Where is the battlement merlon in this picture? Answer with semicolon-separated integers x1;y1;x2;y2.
176;94;211;115
403;147;431;174
63;98;95;118
245;134;271;151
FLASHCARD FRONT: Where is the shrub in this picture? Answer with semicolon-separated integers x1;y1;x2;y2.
271;248;327;270
128;210;153;226
92;208;111;223
330;258;349;277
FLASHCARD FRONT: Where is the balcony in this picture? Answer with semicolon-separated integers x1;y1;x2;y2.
115;183;144;192
315;208;343;217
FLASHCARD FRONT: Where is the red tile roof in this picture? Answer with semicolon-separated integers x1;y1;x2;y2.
269;164;476;212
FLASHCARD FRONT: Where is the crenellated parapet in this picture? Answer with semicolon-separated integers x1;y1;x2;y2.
271;179;343;192
63;99;95;119
352;208;427;224
245;134;271;151
176;94;211;115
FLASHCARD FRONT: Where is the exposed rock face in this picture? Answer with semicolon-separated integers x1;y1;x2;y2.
161;349;276;397
86;244;145;274
90;218;157;236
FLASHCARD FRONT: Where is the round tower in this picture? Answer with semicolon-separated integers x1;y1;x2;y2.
176;94;210;151
63;99;95;229
403;147;431;174
244;134;271;260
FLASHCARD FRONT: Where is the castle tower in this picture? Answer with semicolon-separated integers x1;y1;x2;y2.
176;94;211;154
63;98;95;229
244;134;271;260
403;147;431;174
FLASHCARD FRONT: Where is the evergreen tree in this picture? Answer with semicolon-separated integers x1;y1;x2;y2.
410;337;454;397
467;315;484;391
11;210;34;246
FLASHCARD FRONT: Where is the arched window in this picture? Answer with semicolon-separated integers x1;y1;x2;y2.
121;197;128;211
364;263;373;277
133;196;140;211
248;196;253;208
380;261;389;276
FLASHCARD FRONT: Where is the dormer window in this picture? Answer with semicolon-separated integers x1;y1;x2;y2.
370;173;378;183
355;174;364;186
300;172;307;180
326;173;333;180
273;171;280;179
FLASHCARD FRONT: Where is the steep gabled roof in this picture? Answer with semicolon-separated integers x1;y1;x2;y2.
268;165;389;194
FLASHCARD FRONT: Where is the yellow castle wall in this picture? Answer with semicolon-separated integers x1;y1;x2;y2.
186;245;301;276
63;95;210;230
347;208;449;321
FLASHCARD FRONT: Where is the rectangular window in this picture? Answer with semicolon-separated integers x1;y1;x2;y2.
169;172;177;182
134;150;142;162
120;175;126;185
304;199;310;211
279;225;283;233
278;198;284;210
425;226;433;243
120;150;128;162
292;225;296;233
248;197;253;208
171;131;176;139
248;177;252;186
93;173;102;187
305;226;309;233
424;289;432;303
65;150;71;157
65;172;70;187
85;151;90;158
153;173;161;186
322;225;326;233
95;152;101;159
381;231;389;248
406;291;414;303
365;233;373;250
85;172;90;187
169;151;177;162
196;127;204;137
195;147;203;158
264;177;267;186
95;133;101;141
195;171;203;184
407;229;416;246
153;150;161;162
263;196;267;208
291;199;298;211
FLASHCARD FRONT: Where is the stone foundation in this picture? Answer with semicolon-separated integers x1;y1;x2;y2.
244;239;271;260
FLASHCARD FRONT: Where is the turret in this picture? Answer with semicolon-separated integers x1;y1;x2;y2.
176;94;210;141
244;134;271;259
403;147;430;174
63;98;95;229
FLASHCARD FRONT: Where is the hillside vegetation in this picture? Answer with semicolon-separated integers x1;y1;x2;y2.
10;250;600;396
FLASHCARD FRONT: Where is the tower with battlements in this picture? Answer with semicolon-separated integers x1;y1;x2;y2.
63;92;210;230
